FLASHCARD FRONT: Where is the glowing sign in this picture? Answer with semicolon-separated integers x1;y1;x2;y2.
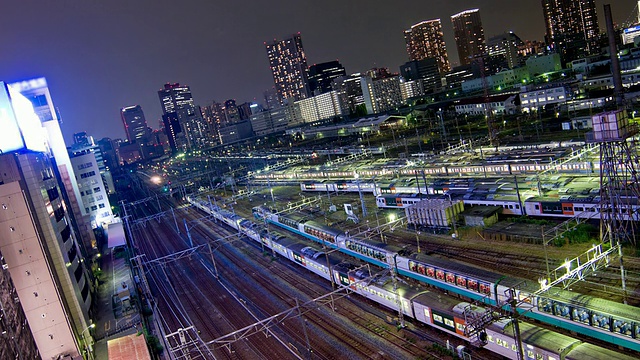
0;81;48;153
8;86;48;152
0;82;24;153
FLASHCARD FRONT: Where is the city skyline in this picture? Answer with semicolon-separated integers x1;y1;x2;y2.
0;0;635;142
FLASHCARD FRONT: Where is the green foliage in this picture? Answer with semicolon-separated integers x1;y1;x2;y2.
355;104;367;117
146;334;164;355
508;216;552;226
564;223;597;244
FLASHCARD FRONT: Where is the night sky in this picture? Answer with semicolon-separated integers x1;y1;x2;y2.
0;0;636;143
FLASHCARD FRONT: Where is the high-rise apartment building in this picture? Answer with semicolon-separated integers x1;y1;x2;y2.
542;0;599;61
308;61;347;95
404;19;451;74
120;105;149;143
451;9;486;66
265;33;310;104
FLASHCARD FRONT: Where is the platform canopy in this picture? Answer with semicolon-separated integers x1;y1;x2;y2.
107;222;126;249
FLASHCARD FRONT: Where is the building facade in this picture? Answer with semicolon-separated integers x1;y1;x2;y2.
308;61;347;95
297;90;348;124
361;75;403;114
541;0;599;61
404;19;451;73
451;9;486;66
265;34;310;104
120;105;149;143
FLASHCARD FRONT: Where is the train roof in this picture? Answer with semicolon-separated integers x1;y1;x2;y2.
345;237;405;253
303;220;345;236
541;287;640;321
373;278;429;299
409;253;523;287
504;322;581;354
565;342;640;360
272;236;299;248
411;289;465;310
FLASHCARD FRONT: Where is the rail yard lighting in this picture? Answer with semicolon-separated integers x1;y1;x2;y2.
81;323;96;360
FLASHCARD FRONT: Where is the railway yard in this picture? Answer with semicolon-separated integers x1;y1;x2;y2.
125;130;640;359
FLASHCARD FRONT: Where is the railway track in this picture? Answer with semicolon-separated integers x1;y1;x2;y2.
186;206;506;359
129;198;297;359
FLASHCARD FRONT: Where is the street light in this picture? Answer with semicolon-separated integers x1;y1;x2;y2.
81;323;96;360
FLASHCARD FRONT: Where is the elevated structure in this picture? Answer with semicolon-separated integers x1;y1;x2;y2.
587;109;640;303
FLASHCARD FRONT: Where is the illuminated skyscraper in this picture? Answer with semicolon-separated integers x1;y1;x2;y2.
451;9;486;66
542;0;599;60
404;19;451;74
158;83;208;150
120;105;149;143
265;33;310;104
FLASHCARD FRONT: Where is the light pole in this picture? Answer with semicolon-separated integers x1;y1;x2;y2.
81;323;96;360
354;173;367;218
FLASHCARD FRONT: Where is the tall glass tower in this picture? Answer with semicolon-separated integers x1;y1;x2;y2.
120;105;149;143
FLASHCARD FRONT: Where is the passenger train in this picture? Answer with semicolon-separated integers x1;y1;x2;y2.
256;160;597;183
374;192;640;221
245;203;640;353
187;196;640;359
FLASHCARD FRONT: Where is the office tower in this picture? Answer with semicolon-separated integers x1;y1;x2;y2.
360;75;403;114
158;83;205;150
265;33;310;104
487;32;524;70
297;91;348;123
400;58;442;92
542;0;599;60
451;9;486;66
73;131;91;146
162;112;181;154
120;105;149;143
224;99;240;125
331;74;365;115
308;61;347;95
404;19;451;74
68;149;114;227
263;88;280;109
0;81;92;359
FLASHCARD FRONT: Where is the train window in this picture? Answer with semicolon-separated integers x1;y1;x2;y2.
572;307;590;324
613;319;633;336
456;276;467;288
479;283;491;295
417;264;426;275
509;205;513;209
467;279;478;291
515;205;520;209
592;313;610;329
409;261;417;272
535;205;540;210
575;207;584;211
446;273;455;283
554;303;571;318
436;269;445;280
426;267;435;277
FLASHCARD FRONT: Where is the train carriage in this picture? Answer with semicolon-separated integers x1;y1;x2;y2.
190;196;640;358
